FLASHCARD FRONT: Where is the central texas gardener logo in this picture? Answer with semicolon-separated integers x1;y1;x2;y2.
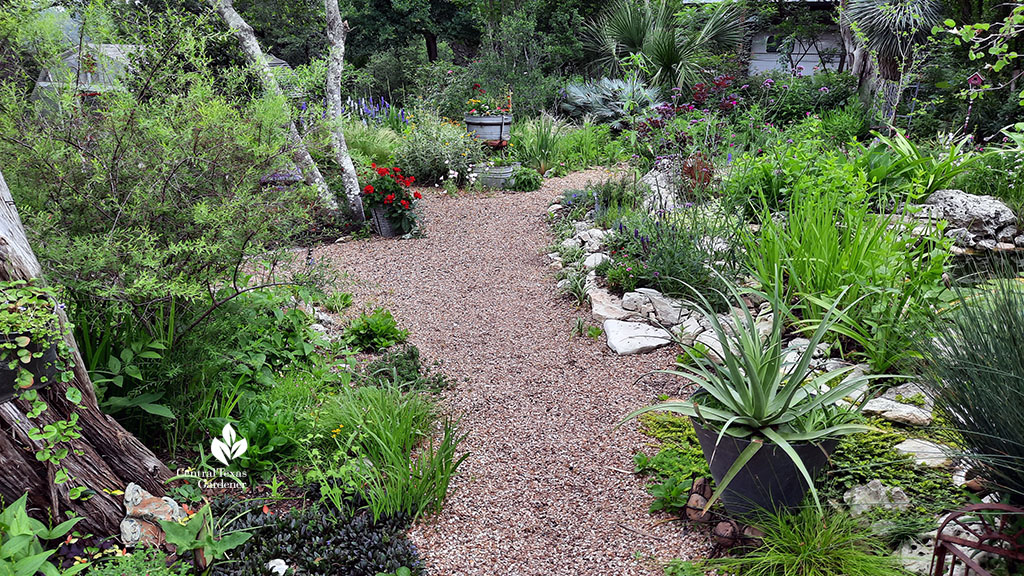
211;423;247;467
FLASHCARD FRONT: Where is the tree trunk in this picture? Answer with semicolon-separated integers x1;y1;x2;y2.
211;0;338;210
0;168;171;537
839;0;876;110
424;31;439;62
325;0;365;223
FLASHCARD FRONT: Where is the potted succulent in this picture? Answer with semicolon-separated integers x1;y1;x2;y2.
0;280;72;404
464;83;513;143
361;164;422;237
623;283;877;518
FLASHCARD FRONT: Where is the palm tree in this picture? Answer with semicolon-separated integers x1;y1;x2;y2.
585;0;744;89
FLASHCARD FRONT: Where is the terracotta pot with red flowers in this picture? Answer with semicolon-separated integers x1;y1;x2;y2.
361;164;422;237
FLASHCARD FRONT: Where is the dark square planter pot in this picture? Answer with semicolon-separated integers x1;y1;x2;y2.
690;411;837;518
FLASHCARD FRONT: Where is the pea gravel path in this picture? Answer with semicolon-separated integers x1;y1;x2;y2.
318;169;711;576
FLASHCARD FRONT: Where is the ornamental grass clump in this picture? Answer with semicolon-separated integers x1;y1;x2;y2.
919;277;1024;501
623;281;877;514
361;164;422;235
705;506;906;576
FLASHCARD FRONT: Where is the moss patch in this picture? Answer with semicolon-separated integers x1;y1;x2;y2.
634;412;709;481
824;421;967;515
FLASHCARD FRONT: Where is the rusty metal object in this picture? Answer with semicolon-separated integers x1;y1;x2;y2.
931;503;1024;576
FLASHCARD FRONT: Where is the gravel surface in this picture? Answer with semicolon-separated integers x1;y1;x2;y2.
318;170;711;575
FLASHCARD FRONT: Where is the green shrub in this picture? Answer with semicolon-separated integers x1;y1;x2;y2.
87;548;188;576
820;103;869;143
704;507;906;576
508;166;543;191
315;385;434;462
320;291;354;313
741;71;859;125
343;309;409;352
557;188;594;222
310;385;465;521
952;148;1024;214
561;122;625;169
1;494;88;576
603;208;739;309
363;345;450;393
343;121;401;167
395;113;484;184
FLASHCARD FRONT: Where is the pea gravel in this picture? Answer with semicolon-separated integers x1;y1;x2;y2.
318;170;711;575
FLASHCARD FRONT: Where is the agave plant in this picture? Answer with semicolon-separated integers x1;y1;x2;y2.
584;0;743;88
623;281;877;513
561;77;662;131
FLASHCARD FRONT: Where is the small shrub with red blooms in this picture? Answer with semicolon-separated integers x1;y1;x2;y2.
362;164;422;235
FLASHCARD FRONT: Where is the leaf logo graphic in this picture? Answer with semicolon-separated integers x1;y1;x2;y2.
211;423;248;466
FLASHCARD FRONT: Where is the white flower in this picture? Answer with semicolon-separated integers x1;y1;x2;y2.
267;559;288;575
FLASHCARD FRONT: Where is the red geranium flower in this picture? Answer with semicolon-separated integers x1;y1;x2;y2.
413;191;422;199
472;83;481;89
377;168;388;176
371;162;377;169
400;199;410;209
384;193;395;204
363;184;374;194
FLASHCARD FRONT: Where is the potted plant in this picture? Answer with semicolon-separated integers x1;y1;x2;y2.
623;283;877;518
464;83;513;144
472;153;521;189
0;280;72;404
361;164;422;237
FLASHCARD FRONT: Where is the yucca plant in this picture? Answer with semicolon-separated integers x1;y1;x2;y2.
919;277;1024;501
623;281;876;514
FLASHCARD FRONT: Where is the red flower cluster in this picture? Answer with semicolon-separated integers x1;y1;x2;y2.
361;163;422;235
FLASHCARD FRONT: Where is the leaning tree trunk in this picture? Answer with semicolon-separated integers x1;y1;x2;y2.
211;0;338;210
839;0;876;104
325;1;365;223
0;168;171;536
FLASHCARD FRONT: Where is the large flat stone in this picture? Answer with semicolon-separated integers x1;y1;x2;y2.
604;320;673;355
863;398;933;426
589;288;635;323
635;288;689;326
583;253;611;270
895;438;953;468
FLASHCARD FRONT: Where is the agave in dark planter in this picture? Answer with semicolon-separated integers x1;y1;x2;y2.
0;280;72;404
623;283;877;517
